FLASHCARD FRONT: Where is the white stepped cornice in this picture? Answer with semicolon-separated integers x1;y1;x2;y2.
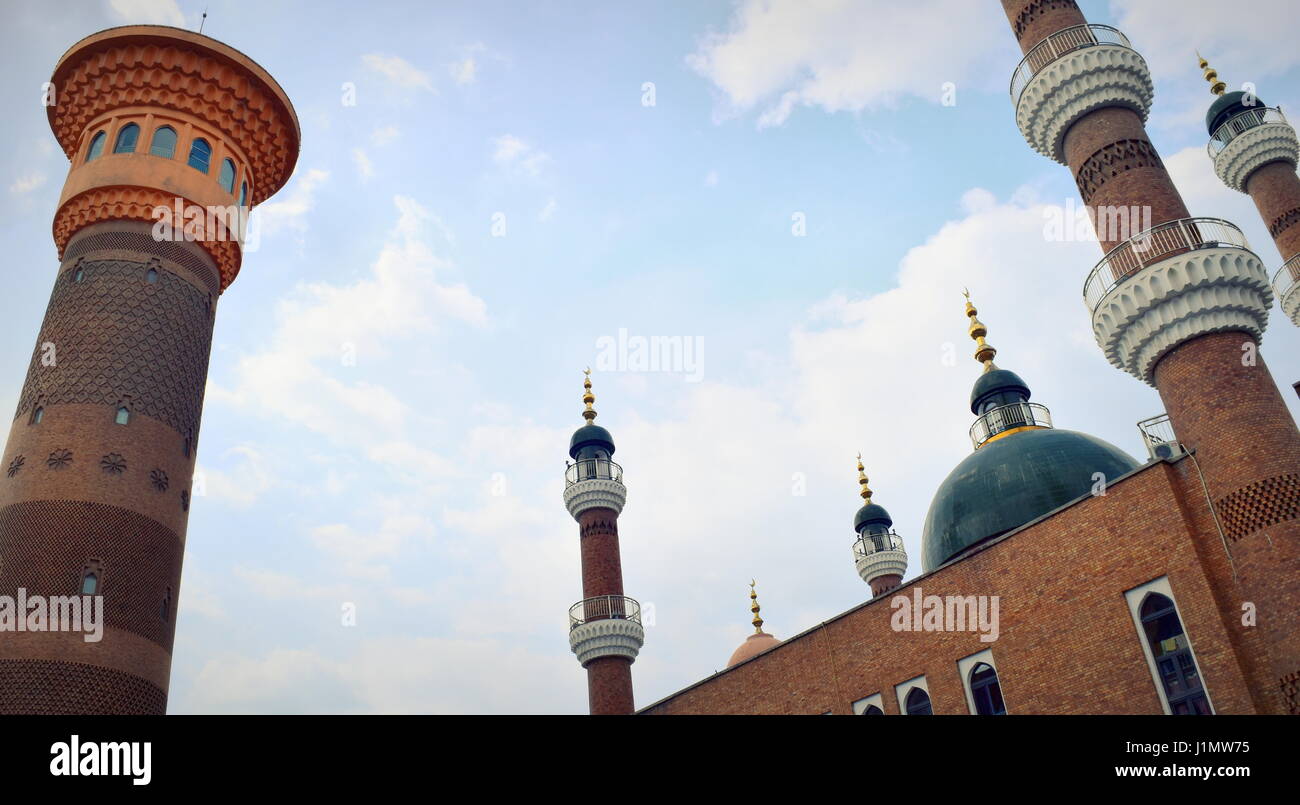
569;618;645;667
1091;247;1272;385
1016;44;1153;164
563;478;627;520
1212;120;1300;193
855;548;908;587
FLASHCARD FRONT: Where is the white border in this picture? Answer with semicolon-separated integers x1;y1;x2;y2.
894;674;931;714
1123;576;1215;714
852;692;885;715
957;648;1008;714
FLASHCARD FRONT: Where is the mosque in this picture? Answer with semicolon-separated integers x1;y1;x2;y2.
560;0;1300;715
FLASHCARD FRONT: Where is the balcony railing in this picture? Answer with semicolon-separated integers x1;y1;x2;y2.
564;457;623;487
1207;106;1289;157
568;595;641;630
1010;24;1132;107
1275;253;1299;303
853;530;905;561
1083;218;1251;312
1136;413;1175;448
969;402;1052;449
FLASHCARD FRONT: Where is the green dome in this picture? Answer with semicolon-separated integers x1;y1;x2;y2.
1206;90;1262;135
920;428;1139;572
568;423;615;459
854;503;893;532
970;368;1031;413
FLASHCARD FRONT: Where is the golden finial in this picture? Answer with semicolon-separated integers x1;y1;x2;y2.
963;289;998;371
1198;51;1226;96
749;580;764;633
857;452;872;504
581;367;597;424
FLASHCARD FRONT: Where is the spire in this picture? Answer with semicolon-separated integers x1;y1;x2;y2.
963;289;998;371
749;580;764;633
1198;51;1227;96
857;453;872;504
581;367;597;424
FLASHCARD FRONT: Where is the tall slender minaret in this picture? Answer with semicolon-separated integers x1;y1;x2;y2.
1198;54;1300;327
851;455;907;597
1003;2;1300;713
0;26;298;714
563;370;643;714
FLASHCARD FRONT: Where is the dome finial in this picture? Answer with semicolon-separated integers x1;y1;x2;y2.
963;289;998;371
749;579;764;633
581;367;597;424
857;452;872;504
1197;51;1227;96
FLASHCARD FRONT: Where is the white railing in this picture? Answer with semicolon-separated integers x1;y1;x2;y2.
1010;24;1132;106
1274;253;1299;305
969;402;1052;449
1083;218;1251;312
853;530;905;561
569;595;641;630
1207;107;1289;157
1136;413;1175;448
564;457;623;487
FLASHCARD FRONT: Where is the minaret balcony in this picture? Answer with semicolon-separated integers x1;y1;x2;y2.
568;595;646;667
853;531;907;586
1208;107;1299;192
1275;254;1300;327
563;458;627;518
1085;217;1270;383
1010;24;1152;163
969;402;1052;449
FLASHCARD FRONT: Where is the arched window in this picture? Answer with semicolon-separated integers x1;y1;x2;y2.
161;587;171;621
115;407;130;426
113;123;139;154
188;138;211;173
219;158;236;193
81;571;98;596
74;267;85;282
238;181;248;207
970;663;1006;715
146;268;159;284
85;130;107;163
150;126;177;158
861;705;883;715
905;687;933;715
1140;593;1211;714
32;407;44;425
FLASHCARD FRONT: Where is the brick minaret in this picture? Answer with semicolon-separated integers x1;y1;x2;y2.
1197;56;1300;328
0;26;298;713
563;371;643;714
852;455;906;597
1004;1;1300;713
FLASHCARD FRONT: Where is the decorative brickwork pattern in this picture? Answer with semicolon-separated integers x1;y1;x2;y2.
0;500;181;649
1268;206;1300;240
0;659;166;715
14;259;216;438
1013;0;1079;38
1074;138;1164;204
1281;670;1300;715
1216;473;1300;542
62;229;221;295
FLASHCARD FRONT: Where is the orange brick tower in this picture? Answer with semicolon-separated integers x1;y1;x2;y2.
1004;1;1300;713
851;456;907;597
1197;55;1300;328
0;25;298;713
563;371;643;714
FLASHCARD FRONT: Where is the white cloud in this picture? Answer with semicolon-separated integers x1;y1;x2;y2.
362;53;434;92
371;125;400;146
8;173;46;195
450;57;477;85
491;134;550;177
703;169;719;187
106;0;184;26
538;197;557;221
252;168;329;240
195;445;274;509
352;148;374;180
688;0;1002;127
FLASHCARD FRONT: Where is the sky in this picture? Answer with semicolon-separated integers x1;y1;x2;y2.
1;0;1298;713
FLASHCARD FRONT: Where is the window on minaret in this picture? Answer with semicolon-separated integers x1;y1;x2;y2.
146;268;158;284
1140;594;1211;715
115;407;130;426
113;123;139;154
161;587;171;622
32;407;43;425
970;663;1006;715
219;158;236;193
188;137;211;173
81;570;98;596
238;181;248;207
85;130;106;162
905;687;933;715
150;126;177;158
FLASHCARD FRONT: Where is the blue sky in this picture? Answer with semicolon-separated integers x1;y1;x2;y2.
2;0;1299;712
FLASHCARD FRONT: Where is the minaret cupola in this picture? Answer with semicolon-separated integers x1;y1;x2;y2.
852;455;907;597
